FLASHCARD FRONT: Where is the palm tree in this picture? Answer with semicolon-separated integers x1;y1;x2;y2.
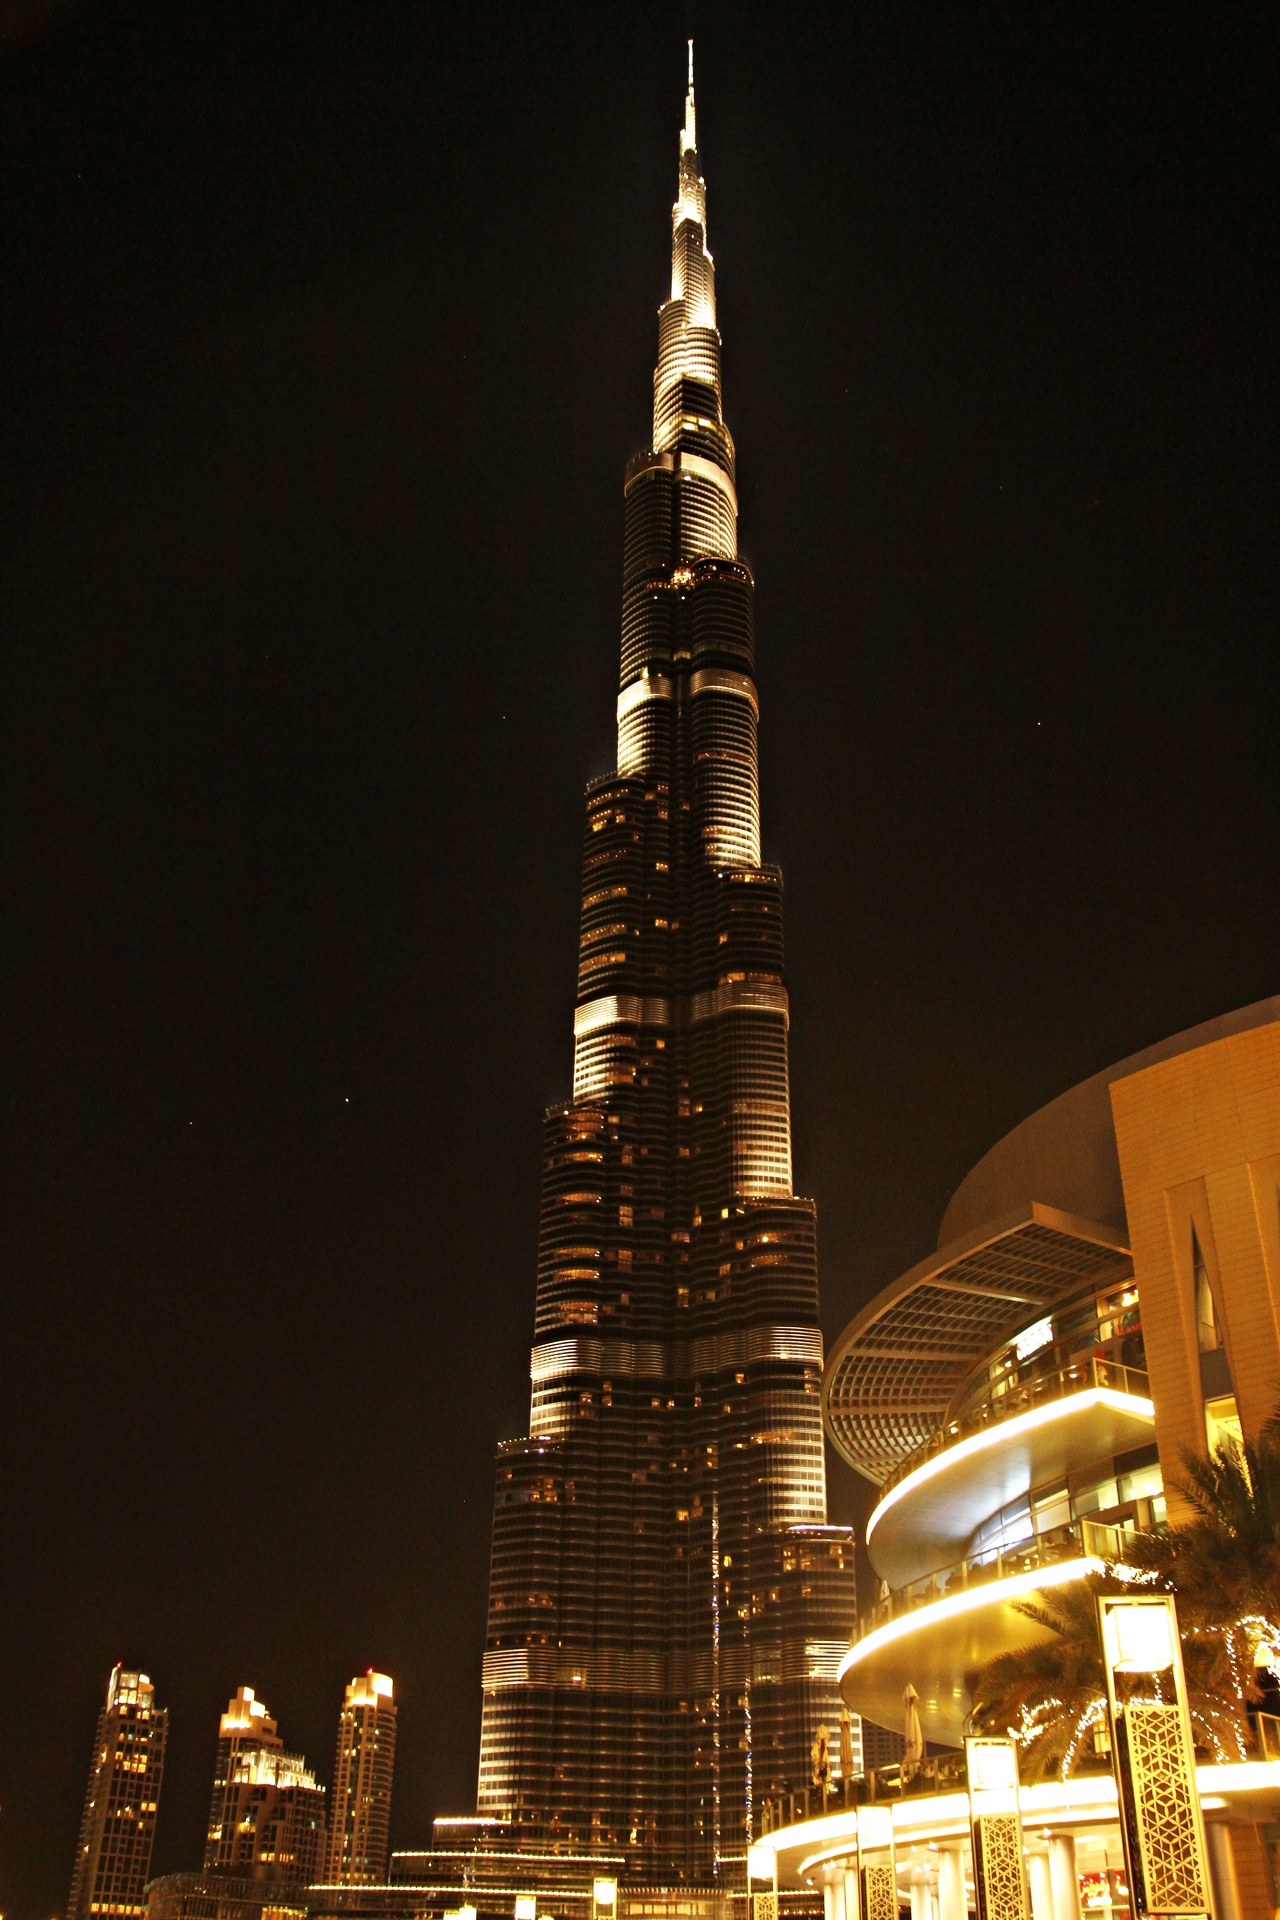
1126;1421;1280;1641
968;1575;1253;1778
967;1579;1112;1781
1121;1418;1280;1746
968;1413;1280;1778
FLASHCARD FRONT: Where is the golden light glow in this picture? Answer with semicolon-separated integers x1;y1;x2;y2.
966;1739;1018;1794
747;1844;774;1883
1101;1599;1175;1674
753;1763;1280;1868
865;1388;1154;1544
837;1556;1104;1684
219;1686;270;1735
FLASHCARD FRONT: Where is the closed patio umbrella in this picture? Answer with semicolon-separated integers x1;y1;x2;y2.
903;1683;923;1777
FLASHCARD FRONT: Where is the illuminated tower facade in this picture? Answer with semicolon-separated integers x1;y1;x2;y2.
67;1666;168;1920
477;51;856;1883
326;1671;398;1884
204;1686;327;1883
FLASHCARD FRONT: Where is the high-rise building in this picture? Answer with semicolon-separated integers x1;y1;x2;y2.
67;1666;168;1920
203;1686;326;1884
476;49;856;1886
325;1671;397;1884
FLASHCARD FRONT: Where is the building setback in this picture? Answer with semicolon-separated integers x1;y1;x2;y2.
475;49;856;1886
325;1671;397;1884
67;1666;167;1920
203;1686;326;1884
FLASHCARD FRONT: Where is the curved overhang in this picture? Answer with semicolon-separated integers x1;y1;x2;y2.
939;994;1280;1247
865;1385;1155;1587
822;1204;1132;1486
752;1765;1280;1890
837;1556;1101;1747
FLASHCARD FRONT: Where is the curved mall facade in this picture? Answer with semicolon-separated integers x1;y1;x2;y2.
758;998;1280;1920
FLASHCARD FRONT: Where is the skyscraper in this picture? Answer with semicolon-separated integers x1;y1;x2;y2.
476;50;856;1886
67;1666;168;1920
204;1686;327;1883
325;1671;397;1884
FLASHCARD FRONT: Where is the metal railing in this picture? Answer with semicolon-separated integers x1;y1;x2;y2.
757;1712;1280;1844
759;1715;1280;1841
878;1356;1151;1505
861;1516;1129;1636
757;1752;973;1834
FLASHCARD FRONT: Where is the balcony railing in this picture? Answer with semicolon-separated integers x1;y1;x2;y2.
757;1754;972;1834
877;1356;1151;1505
860;1516;1129;1636
758;1723;1280;1841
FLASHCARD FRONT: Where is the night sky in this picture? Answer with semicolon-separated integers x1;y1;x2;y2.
3;2;1278;1911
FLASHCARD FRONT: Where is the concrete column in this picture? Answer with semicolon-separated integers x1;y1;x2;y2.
1048;1834;1080;1920
1028;1851;1054;1920
843;1867;860;1920
824;1883;838;1920
910;1872;930;1920
1207;1823;1241;1920
938;1845;968;1920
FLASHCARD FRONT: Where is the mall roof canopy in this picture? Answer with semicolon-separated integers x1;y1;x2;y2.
821;1202;1132;1485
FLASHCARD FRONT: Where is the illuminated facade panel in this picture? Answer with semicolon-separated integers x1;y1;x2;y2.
476;52;856;1885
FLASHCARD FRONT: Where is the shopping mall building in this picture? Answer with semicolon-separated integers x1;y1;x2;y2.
756;997;1280;1920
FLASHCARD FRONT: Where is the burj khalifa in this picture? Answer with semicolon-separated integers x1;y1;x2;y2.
475;52;857;1884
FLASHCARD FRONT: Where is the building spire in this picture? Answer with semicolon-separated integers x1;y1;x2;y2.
670;40;713;319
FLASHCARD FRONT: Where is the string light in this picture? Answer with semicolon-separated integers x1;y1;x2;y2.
1058;1698;1107;1782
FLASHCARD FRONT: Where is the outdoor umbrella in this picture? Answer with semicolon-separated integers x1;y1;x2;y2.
903;1683;923;1776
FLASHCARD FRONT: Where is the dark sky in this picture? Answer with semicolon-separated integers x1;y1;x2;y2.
2;1;1277;1911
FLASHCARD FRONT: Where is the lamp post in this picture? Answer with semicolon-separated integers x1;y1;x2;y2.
748;1843;778;1920
1096;1593;1213;1920
857;1802;897;1920
965;1736;1028;1920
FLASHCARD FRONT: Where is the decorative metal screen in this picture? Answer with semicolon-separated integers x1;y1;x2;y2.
859;1866;901;1920
861;1863;897;1920
752;1896;778;1920
1124;1704;1211;1915
975;1814;1028;1920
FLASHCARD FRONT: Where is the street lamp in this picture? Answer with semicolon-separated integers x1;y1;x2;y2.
857;1802;897;1920
1096;1593;1213;1920
965;1736;1028;1920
